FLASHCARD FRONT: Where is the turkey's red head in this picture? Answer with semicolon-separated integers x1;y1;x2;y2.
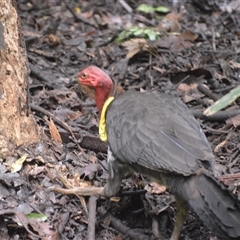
77;66;113;111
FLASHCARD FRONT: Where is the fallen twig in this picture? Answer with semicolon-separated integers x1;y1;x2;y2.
197;83;219;101
218;173;240;182
49;186;105;196
191;109;240;122
58;175;88;216
88;196;98;240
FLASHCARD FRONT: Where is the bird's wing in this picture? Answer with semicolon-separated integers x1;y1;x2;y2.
106;91;214;176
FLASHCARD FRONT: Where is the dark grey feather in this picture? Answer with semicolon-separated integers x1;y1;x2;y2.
106;91;214;176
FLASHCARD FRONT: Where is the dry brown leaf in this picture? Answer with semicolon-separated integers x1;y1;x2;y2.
170;30;198;51
110;196;121;202
176;83;198;94
28;218;59;240
149;182;166;194
44;34;61;46
53;108;82;122
28;166;46;176
180;30;198;42
214;71;226;80
182;95;195;104
214;140;228;153
49;118;62;143
26;155;45;163
88;155;98;163
160;12;183;32
67;174;92;188
108;15;123;25
12;213;58;240
122;38;150;59
79;11;93;19
154;30;197;51
226;114;240;127
67;110;82;121
229;60;240;69
80;163;101;179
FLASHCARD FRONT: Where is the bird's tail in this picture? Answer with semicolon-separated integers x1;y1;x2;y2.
177;173;240;239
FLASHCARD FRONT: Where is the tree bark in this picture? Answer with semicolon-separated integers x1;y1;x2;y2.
0;0;42;157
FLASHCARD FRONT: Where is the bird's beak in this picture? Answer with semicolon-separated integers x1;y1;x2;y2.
74;73;96;99
67;74;78;86
65;73;78;88
69;73;78;84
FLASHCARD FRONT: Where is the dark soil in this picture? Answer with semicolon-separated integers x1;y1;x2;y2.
1;0;240;239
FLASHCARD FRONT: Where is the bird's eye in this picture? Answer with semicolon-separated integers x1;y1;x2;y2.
81;72;88;79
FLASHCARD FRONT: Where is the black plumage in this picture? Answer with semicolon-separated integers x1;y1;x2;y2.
77;66;240;240
104;91;240;240
107;91;213;175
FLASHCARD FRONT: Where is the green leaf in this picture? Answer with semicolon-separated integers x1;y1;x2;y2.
129;27;139;32
116;27;161;44
154;6;169;13
26;213;48;221
133;28;144;36
137;4;155;13
144;29;158;40
137;4;169;14
115;30;131;43
204;85;240;116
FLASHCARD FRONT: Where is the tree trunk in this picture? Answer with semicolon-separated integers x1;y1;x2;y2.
0;0;42;157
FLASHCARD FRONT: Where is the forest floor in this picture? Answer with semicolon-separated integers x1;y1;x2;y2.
1;0;240;239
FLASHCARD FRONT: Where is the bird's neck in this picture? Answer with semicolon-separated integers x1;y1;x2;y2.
95;87;111;112
95;83;124;112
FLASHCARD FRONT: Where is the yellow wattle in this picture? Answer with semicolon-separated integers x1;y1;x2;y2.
99;96;114;142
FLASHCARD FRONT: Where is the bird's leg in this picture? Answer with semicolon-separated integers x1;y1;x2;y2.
103;148;130;197
103;158;127;197
170;196;189;240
